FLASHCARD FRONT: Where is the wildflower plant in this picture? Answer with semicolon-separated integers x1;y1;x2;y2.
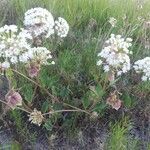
0;6;149;129
96;33;149;110
0;7;70;126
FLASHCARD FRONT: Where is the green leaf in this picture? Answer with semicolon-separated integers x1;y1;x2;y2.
11;142;21;150
58;50;80;75
44;119;53;131
21;83;33;103
93;102;107;115
59;86;70;98
82;93;90;109
95;84;105;98
122;93;135;108
41;100;50;113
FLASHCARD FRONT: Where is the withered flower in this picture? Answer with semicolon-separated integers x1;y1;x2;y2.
5;90;22;109
29;108;44;126
108;71;115;82
106;91;121;110
27;63;40;78
143;21;150;29
91;111;99;119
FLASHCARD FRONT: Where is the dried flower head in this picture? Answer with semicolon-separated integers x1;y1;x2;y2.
87;18;97;31
106;91;121;110
55;17;69;38
108;17;117;27
136;0;144;9
5;90;22;109
27;63;40;78
24;7;55;38
91;111;99;119
143;21;150;29
108;71;115;82
29;108;44;126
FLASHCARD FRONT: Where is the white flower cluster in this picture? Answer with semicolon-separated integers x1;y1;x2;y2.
0;24;54;69
55;17;69;38
0;7;69;70
24;7;55;38
24;7;69;38
19;47;54;65
97;34;133;76
0;25;31;69
133;57;150;81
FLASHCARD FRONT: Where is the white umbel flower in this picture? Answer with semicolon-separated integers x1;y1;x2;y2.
55;17;69;38
0;25;31;67
19;47;54;65
24;7;55;38
133;57;150;81
97;34;132;77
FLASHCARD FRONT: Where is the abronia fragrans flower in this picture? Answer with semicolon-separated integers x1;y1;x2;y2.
19;47;54;65
24;7;55;38
133;57;150;81
97;34;133;78
0;25;31;68
55;17;69;38
5;90;22;110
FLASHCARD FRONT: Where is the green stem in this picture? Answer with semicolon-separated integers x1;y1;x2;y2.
0;99;30;113
10;69;91;115
11;69;59;102
43;109;91;116
63;102;91;115
16;107;31;113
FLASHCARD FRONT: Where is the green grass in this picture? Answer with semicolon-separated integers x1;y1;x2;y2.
1;0;150;27
106;118;139;150
9;110;37;144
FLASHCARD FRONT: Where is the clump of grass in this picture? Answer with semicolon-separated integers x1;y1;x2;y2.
9;110;37;145
106;118;139;150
